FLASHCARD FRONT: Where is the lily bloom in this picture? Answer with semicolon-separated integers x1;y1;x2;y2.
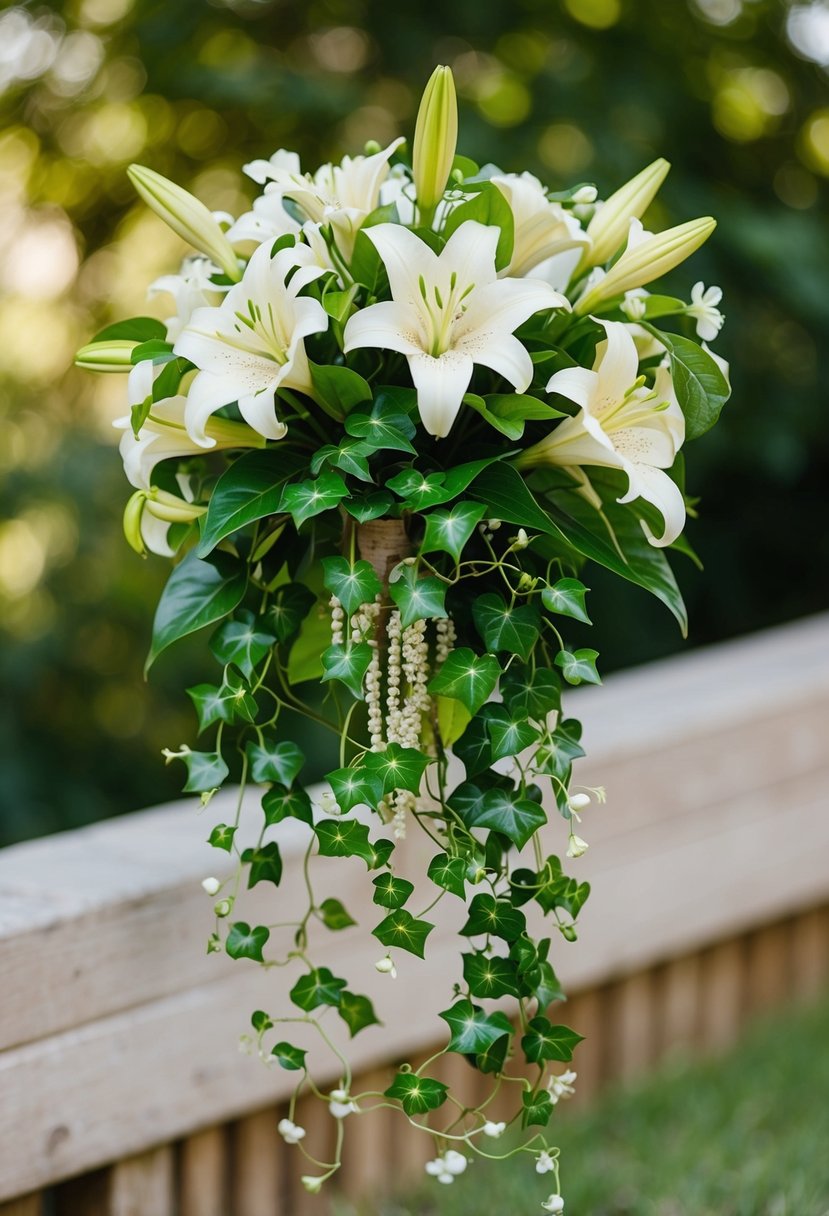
491;172;589;278
515;319;686;547
174;241;328;443
343;220;568;437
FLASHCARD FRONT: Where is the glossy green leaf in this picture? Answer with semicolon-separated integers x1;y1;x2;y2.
555;647;601;686
314;819;391;869
309;360;372;416
542;577;592;624
345;398;416;454
387;455;505;510
421;501;485;563
241;841;283;888
187;670;257;732
384;1072;449;1116
172;749;228;794
466;788;547;850
320;641;372;699
318;897;357;930
487;713;539;762
325;765;384;813
92;315;167;343
462;951;521;998
197;449;304;557
388;564;447;627
427;648;500;715
261;784;313;827
461;893;527;943
443;181;515;269
282;472;349;528
373;909;434;958
265;583;316;644
226;922;269;962
311;438;373;482
207;822;236;851
363;742;429;796
246;738;304;786
439;998;513;1054
521;1017;584;1064
338;990;381;1037
464;392;564;440
372;873;414;909
270;1041;307;1071
522;1089;553;1127
343;489;396;523
427;852;467;898
289;966;347;1011
473;592;540;660
210;610;276;678
321;557;382;616
648;326;730;440
500;664;561;722
147;552;246;671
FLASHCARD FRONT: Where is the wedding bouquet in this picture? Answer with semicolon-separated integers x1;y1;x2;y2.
76;66;729;1208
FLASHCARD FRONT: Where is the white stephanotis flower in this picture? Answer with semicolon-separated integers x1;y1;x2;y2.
278;1117;306;1144
173;241;328;443
687;281;725;341
328;1088;358;1118
482;1120;506;1138
491;172;589;278
515;318;686;548
114;395;265;490
536;1150;556;1174
549;1069;578;1105
343;220;568;438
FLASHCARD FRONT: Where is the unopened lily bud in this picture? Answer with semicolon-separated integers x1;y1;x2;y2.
620;292;647;321
413;65;458;218
201;876;221;896
144;489;206;524
214;898;232;917
128;164;241;281
75;339;138;371
585;157;670;267
576;216;716;315
566;832;589;858
572;184;598;204
123;491;148;556
513;528;529;549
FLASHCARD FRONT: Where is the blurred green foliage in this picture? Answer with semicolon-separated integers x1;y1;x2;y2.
1;0;827;845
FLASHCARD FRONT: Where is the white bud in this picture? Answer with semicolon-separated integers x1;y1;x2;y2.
542;1196;565;1214
201;876;221;896
487;518;502;530
375;955;398;978
568;793;591;812
536;1150;556;1174
572;185;597;204
514;528;529;549
214;898;232;917
483;1120;506;1138
301;1175;323;1193
620;291;647;321
442;1150;468;1176
566;833;589;859
279;1118;307;1144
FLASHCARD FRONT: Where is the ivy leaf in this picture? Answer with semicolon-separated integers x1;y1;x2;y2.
388;564;447;627
372;873;414;908
318;897;357;930
345;400;416;455
466;788;547;850
501;665;561;721
369;838;395;869
265;583;316;644
147;552;246;671
208;822;236;851
542;578;592;625
387;455;505;510
373;909;434;958
321;641;372;699
309;360;372;416
321;557;382;616
384;1072;448;1116
427;852;467;898
311;438;373;482
226;922;269;963
421;501;486;563
453;711;495;777
533;856;591;919
462;951;521;999
188;670;258;732
172;749;228;794
338;990;381;1037
522;1090;554;1128
210;610;277;679
487;713;540;762
648;326;730;440
325;765;384;813
535;961;567;1010
555;648;601;686
427;648;500;715
534;719;586;791
476;1032;510;1075
282;472;349;528
439;998;513;1055
242;841;283;888
443;181;515;269
363;742;429;796
436;695;472;748
251;1010;273;1032
315;819;389;869
262;784;313;827
290;966;347;1011
246;739;305;786
521;1017;584;1064
196;448;305;557
464;391;564;440
473;593;540;660
271;1041;307;1071
343;489;396;523
461;894;527;943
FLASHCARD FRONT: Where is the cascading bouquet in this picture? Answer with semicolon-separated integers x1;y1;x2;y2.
76;67;729;1209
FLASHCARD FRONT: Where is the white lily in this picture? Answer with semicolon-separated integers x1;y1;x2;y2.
149;256;226;341
173;241;328;443
225;185;302;246
343;220;568;437
687;281;725;341
114;395;265;490
127;164;241;281
242;138;404;261
491;172;589;278
515;319;686;547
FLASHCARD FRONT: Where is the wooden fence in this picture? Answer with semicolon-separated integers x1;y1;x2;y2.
1;613;828;1214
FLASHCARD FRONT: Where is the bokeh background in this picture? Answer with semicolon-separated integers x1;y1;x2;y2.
1;0;827;847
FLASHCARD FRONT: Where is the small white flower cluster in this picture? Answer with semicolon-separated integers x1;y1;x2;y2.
435;615;456;665
384;610;433;838
536;1149;557;1174
329;594;345;646
328;1087;357;1118
482;1119;506;1137
357;597;384;750
278;1117;306;1144
549;1069;577;1105
425;1149;468;1184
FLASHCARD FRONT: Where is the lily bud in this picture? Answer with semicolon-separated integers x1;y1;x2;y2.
128;164;241;281
413;65;458;219
575;216;716;315
75;339;138;371
144;489;207;524
123;491;148;556
584;158;670;267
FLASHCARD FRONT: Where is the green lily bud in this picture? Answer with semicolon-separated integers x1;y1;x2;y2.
144;488;207;524
412;65;458;219
75;339;138;371
584;158;670;267
575;216;716;315
127;164;241;281
123;490;148;556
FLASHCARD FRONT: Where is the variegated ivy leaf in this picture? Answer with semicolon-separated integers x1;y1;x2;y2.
530;855;591;918
521;1016;583;1064
372;873;414;909
210;609;277;678
386;455;504;511
420;501;486;563
427;647;500;716
321;642;372;699
261;784;313;827
314;819;393;869
500;664;561;721
465;788;547;851
541;577;592;624
325;765;384;813
338;990;381;1037
241;841;283;888
226;921;270;963
171;748;228;794
187;669;257;732
373;909;434;958
472;592;540;661
281;472;349;528
427;852;467;899
555;647;601;686
439;998;513;1055
246;738;304;786
363;742;429;796
384;1072;448;1116
462;951;522;999
265;583;315;643
289;966;347;1011
321;557;382;617
461;893;527;942
388;563;447;628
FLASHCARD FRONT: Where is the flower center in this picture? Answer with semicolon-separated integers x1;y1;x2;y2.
418;270;474;357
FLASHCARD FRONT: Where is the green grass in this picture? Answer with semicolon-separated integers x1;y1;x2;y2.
363;995;829;1216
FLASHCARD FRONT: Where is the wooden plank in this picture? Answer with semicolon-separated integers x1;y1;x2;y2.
0;1197;43;1216
606;972;656;1082
336;1068;394;1198
699;940;745;1052
54;1170;110;1215
658;953;702;1058
746;922;790;1016
284;1092;335;1216
791;906;829;1002
562;988;604;1106
231;1109;282;1216
109;1147;175;1216
180;1127;227;1216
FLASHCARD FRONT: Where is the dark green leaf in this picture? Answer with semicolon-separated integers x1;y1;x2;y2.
321;557;382;617
210;611;277;678
387;455;506;511
487;713;539;762
208;822;236;851
147;552;246;671
320;641;372;699
282;472;349;528
427;852;467;898
421;501;485;563
318;897;357;930
500;664;561;721
265;583;316;644
251;1010;273;1032
462;951;521;998
226;922;269;962
427;648;500;715
461;894;527;942
92;315;167;343
311;438;373;482
338;990;381;1037
522;1089;554;1127
345;399;416;454
648;326;730;440
262;784;313;826
314;819;387;868
542;578;592;624
171;748;228;794
325;765;384;814
246;738;304;786
271;1041;307;1071
443;181;515;270
388;564;447;627
521;1017;583;1064
309;360;372;416
453;711;495;777
343;489;395;522
466;788;547;850
439;998;513;1054
555;648;601;686
197;449;304;557
384;1072;448;1116
373;909;434;958
241;841;283;888
473;592;540;660
289;966;347;1011
363;742;429;796
372;873;414;909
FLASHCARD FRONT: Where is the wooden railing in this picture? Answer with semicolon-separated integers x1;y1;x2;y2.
2;613;829;1215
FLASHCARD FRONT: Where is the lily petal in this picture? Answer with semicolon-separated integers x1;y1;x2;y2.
593;318;640;404
344;300;424;357
546;366;599;409
408;350;474;438
618;462;686;548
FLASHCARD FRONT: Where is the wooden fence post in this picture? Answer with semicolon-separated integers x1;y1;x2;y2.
109;1148;175;1216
